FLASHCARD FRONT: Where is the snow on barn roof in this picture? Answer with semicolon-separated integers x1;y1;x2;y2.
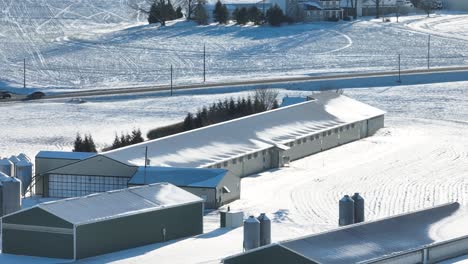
102;92;385;168
129;166;228;188
26;183;202;225
224;203;468;264
36;150;96;160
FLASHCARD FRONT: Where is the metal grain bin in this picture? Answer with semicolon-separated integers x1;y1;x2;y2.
0;172;22;216
8;156;21;177
352;193;365;223
0;158;13;176
339;195;355;226
15;159;32;195
243;216;260;251
257;213;271;246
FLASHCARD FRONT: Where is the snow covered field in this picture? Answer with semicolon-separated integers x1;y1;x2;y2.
1;4;468;264
0;0;468;92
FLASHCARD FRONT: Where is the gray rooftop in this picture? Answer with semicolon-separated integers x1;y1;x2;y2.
224;203;468;264
8;183;203;225
36;151;96;160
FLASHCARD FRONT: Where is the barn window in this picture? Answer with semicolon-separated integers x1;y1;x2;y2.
340;127;343;132
224;161;228;167
322;132;326;137
334;128;338;133
247;154;252;160
346;124;350;130
232;159;237;164
328;130;332;136
253;152;258;158
216;164;221;168
290;142;294;147
351;123;355;128
302;138;307;143
262;150;266;156
315;135;319;140
310;136;314;141
297;139;301;144
239;157;244;162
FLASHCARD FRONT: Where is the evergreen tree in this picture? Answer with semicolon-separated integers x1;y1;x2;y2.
167;0;177;20
266;4;284;26
213;0;229;24
111;134;121;149
86;134;97;153
234;7;249;25
131;129;144;144
176;6;184;18
247;6;263;25
193;1;208;25
148;0;177;26
73;133;83;152
183;112;194;130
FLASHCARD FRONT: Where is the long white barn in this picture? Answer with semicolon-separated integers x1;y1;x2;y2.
103;92;385;178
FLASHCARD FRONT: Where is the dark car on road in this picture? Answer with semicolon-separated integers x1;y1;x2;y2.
0;91;12;99
26;91;45;100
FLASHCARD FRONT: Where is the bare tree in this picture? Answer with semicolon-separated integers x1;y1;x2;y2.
253;87;279;110
364;0;385;18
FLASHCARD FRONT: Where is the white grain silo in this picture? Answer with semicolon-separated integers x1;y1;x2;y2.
15;159;33;195
8;155;21;177
0;172;22;216
243;216;260;251
0;158;13;176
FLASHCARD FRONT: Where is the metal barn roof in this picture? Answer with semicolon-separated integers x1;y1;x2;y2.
34;183;202;225
102;92;385;168
36;151;96;160
129;167;228;188
224;203;468;264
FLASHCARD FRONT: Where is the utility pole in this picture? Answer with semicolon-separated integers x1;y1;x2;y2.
23;58;26;89
397;54;401;83
144;146;148;185
427;34;431;69
170;65;173;96
203;44;206;83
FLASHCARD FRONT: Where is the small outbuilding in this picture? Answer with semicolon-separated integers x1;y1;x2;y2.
1;183;203;260
128;166;238;209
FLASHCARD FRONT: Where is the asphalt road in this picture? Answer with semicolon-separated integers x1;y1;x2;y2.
3;66;468;102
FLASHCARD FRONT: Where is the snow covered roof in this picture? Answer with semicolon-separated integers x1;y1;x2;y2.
224;203;468;264
129;166;228;188
303;1;322;9
30;183;202;225
36;150;96;160
0;172;20;186
102;92;385;168
0;158;13;165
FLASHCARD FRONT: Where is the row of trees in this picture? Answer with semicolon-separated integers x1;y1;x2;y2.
135;0;288;27
73;134;97;153
147;87;279;139
73;129;144;153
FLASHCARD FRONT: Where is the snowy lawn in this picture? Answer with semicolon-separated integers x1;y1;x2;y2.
0;0;467;92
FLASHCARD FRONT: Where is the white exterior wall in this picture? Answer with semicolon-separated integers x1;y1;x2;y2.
182;187;217;209
338;124;361;145
321;129;340;150
367;115;385;136
370;251;423;263
285;135;322;161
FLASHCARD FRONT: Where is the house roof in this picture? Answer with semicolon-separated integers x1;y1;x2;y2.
224;203;468;264
102;92;385;168
28;183;202;225
36;151;96;160
129;166;228;188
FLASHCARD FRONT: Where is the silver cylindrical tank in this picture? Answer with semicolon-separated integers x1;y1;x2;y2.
15;159;32;195
352;193;365;223
0;158;13;176
244;215;260;251
17;153;31;162
339;195;355;226
257;213;271;246
0;172;22;216
8;156;20;177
